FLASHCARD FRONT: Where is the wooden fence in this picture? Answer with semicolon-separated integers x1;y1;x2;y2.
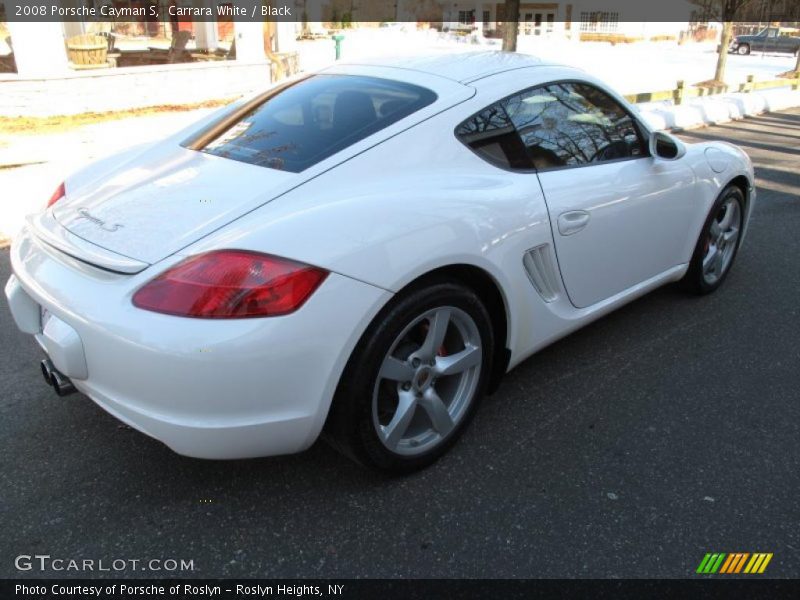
624;74;800;105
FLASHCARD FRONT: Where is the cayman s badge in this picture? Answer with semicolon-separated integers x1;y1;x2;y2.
76;208;123;232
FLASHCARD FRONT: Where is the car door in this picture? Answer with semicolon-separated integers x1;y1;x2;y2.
762;28;778;52
748;31;763;52
503;81;697;308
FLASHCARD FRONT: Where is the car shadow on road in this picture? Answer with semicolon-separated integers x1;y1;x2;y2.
711;123;800;141
680;129;800;155
734;112;800;128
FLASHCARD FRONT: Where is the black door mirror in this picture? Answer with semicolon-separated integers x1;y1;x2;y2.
650;131;687;161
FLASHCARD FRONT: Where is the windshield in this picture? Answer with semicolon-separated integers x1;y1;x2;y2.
188;75;437;173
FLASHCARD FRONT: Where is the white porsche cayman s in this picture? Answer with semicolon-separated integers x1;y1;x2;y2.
6;53;755;472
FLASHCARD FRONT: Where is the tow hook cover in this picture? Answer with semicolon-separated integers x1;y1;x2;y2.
42;314;88;380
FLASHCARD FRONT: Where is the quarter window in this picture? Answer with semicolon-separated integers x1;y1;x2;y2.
454;103;530;169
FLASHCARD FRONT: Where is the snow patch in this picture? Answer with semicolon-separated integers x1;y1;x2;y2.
637;88;800;132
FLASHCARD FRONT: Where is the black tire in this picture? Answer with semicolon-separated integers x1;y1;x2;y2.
682;185;745;295
737;43;750;55
324;281;494;474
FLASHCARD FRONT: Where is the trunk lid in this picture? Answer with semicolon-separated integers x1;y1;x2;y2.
54;145;295;265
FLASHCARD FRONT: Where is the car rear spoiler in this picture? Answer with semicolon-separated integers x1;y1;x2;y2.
27;212;150;275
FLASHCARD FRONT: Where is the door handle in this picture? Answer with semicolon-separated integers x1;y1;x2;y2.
557;210;590;236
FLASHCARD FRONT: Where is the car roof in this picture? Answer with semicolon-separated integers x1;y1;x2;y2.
335;51;555;84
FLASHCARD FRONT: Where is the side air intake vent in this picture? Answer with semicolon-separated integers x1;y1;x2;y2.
522;244;560;303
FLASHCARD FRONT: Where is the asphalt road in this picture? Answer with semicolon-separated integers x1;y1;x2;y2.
1;109;799;579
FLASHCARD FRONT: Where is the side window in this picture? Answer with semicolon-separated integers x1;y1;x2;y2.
454;102;530;169
503;82;647;171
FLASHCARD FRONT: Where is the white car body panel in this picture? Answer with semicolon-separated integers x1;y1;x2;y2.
325;52;553;83
5;53;756;459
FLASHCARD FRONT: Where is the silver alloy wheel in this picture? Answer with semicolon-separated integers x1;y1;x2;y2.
737;44;750;55
372;306;482;456
703;197;742;285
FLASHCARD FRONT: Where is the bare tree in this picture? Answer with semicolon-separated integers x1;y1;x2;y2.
692;0;758;83
502;0;520;51
793;35;800;73
401;0;441;22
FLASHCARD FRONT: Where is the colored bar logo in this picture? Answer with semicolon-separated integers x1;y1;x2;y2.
696;552;773;574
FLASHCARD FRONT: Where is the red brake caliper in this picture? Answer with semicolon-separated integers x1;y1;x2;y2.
420;321;448;357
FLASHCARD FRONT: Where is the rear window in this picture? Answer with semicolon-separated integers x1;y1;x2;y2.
190;75;437;173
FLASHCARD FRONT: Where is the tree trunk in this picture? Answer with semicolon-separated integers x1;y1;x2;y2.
502;0;520;52
714;21;734;83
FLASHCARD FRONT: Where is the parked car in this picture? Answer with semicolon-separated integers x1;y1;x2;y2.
730;27;800;55
5;53;755;473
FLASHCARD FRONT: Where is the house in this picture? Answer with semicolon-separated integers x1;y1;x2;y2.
432;0;699;41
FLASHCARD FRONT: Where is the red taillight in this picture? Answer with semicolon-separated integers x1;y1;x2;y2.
47;182;66;208
132;250;328;319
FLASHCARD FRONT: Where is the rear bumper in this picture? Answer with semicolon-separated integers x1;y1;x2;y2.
7;226;391;459
71;379;322;459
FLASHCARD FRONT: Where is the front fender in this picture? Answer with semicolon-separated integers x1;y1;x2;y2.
681;140;756;254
